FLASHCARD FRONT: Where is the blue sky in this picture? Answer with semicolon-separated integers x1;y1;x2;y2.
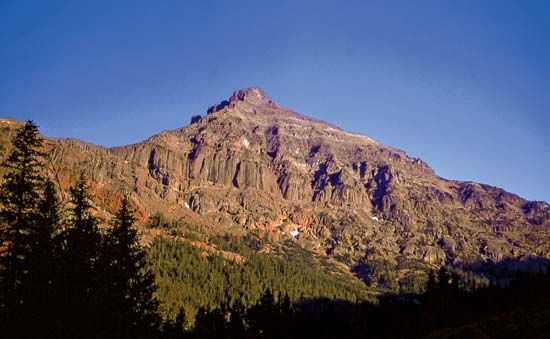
1;0;549;202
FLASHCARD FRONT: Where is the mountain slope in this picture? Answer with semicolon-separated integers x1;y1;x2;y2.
1;88;548;288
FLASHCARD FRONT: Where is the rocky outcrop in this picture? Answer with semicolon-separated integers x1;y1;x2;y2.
1;87;549;288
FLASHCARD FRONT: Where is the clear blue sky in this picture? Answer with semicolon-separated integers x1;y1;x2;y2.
1;0;549;202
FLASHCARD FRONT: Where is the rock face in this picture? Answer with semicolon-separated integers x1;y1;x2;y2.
1;88;549;285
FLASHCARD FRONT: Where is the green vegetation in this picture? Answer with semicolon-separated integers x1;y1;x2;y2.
159;265;550;338
148;234;374;321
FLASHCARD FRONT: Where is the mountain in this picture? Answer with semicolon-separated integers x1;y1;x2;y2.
1;88;549;289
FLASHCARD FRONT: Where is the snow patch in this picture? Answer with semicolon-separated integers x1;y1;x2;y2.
184;202;190;209
324;126;377;143
371;216;380;222
242;138;250;149
347;132;376;142
354;134;375;142
290;230;299;237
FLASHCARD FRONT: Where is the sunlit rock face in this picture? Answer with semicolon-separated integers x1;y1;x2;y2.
1;87;549;284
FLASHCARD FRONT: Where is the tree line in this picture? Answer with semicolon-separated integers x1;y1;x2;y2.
164;265;550;338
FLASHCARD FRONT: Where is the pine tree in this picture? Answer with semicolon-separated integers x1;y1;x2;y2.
163;307;187;338
438;266;449;289
226;302;245;339
103;194;160;336
26;180;60;290
60;173;103;337
23;180;62;336
0;120;46;326
247;289;276;338
66;173;102;284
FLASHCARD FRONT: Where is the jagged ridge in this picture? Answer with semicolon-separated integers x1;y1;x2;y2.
1;88;549;288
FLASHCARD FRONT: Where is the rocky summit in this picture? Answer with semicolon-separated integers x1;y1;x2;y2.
1;88;549;288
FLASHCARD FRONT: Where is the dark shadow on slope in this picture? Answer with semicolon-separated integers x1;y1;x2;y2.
185;262;550;339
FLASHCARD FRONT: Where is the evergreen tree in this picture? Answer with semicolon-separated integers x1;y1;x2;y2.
103;194;160;336
163;307;187;338
60;173;103;337
23;180;62;336
0;120;45;326
438;266;449;289
193;306;227;339
247;289;277;338
26;180;60;290
226;301;245;339
65;173;102;285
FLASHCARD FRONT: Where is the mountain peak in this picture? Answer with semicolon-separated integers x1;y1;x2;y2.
207;87;275;114
2;88;546;303
230;87;272;104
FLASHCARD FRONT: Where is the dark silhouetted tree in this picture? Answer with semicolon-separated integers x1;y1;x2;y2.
0;120;46;330
426;269;437;293
226;301;245;339
193;306;227;339
438;266;449;289
164;307;188;338
59;173;104;337
102;194;160;337
247;289;277;338
23;180;62;336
